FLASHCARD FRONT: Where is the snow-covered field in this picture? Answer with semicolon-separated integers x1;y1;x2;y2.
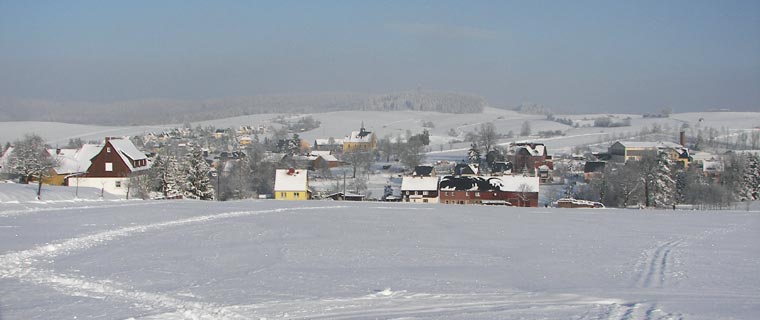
1;184;758;319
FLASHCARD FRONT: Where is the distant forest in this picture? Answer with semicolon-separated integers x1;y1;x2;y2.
0;91;487;125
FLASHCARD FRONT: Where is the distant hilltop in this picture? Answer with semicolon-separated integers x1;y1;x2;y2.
0;91;487;126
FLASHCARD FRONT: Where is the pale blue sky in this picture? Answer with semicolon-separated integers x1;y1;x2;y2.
1;0;758;112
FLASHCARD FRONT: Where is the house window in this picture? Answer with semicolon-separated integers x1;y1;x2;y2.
294;192;300;197
475;192;480;197
107;147;111;153
280;192;286;198
423;199;428;203
465;192;469;198
423;191;429;196
115;181;121;188
105;162;113;172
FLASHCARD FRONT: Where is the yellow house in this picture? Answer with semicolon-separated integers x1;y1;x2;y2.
343;126;376;153
239;135;253;146
274;168;310;200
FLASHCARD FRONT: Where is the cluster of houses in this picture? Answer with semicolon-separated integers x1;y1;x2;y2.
272;162;541;207
581;132;726;182
1;137;151;196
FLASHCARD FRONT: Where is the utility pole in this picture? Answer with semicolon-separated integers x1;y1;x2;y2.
36;171;43;200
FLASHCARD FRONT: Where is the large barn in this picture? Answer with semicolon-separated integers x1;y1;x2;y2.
439;175;539;207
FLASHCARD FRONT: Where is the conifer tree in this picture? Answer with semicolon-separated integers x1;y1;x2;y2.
467;143;481;165
641;151;676;208
741;153;760;201
182;147;215;200
155;155;182;198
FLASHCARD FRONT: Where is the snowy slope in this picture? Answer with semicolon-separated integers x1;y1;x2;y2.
1;195;758;319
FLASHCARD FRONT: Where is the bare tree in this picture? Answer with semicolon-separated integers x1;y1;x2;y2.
517;183;534;207
476;122;499;153
399;140;426;170
6;134;59;199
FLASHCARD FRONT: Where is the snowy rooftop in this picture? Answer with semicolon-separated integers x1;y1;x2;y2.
615;141;684;149
440;175;539;192
344;129;374;143
108;138;150;172
274;169;308;191
401;176;439;191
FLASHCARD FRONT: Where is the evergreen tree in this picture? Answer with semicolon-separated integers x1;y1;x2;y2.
156;155;183;198
182;147;215;200
646;152;676;208
741;153;760;201
467;143;481;165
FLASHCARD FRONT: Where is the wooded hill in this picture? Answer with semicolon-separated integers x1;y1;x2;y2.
0;91;487;125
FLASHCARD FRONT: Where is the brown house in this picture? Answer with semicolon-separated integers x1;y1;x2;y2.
511;142;553;174
76;137;151;195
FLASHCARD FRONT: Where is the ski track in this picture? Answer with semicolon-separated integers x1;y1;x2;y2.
606;302;684;320
633;239;685;289
0;202;637;319
143;290;630;320
0;200;157;218
0;203;708;319
0;205;347;319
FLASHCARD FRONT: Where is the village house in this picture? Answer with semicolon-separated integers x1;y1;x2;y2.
238;135;253;146
274;168;310;200
439;175;539;207
343;125;376;153
399;165;439;203
510;142;554;175
583;161;606;182
309;151;341;170
76;137;152;195
313;138;344;153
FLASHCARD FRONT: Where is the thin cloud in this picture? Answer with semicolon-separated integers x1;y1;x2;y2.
386;23;497;39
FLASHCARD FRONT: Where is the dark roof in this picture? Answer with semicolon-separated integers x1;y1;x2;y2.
454;163;478;175
358;127;372;138
491;161;513;173
412;165;434;177
440;176;501;191
583;161;606;173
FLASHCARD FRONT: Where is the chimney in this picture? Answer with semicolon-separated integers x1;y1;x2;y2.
104;137;111;143
679;131;685;146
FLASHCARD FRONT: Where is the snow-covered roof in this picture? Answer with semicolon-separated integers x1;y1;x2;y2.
440;175;539;192
702;160;724;172
344;128;374;143
41;146;102;175
108;139;147;161
108;138;150;172
691;152;719;162
517;144;546;156
401;176;439;191
310;151;332;157
615;141;684;149
274;169;308;192
316;154;339;162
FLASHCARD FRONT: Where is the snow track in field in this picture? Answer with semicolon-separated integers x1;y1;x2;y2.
0;200;156;218
633;239;685;289
0;206;347;319
143;290;629;320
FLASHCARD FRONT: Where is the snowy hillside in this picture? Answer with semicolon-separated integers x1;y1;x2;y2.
1;194;758;319
1;110;758;164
